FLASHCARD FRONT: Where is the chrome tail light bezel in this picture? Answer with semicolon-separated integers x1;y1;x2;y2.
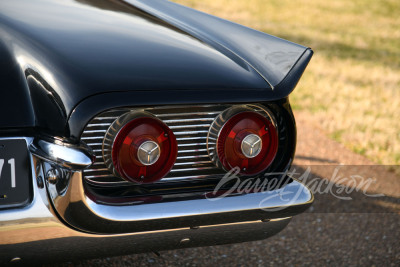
102;111;178;184
206;104;279;175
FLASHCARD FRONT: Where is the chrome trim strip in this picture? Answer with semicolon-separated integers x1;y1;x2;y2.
176;155;210;160
83;129;108;134
177;142;210;147
87;123;113;127
176;136;207;141
145;104;224;110
161;174;218;181
87;142;103;146
174;160;213;166
169;124;210;129
169;166;215;172
155;111;220;117
163;117;215;123
91;116;118;120
173;130;209;135
177;148;208;153
85;174;115;179
92;162;107;166
81;136;104;140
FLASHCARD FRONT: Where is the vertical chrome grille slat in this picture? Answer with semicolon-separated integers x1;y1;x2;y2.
82;104;232;186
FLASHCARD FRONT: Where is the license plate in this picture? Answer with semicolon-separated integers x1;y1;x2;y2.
0;139;31;209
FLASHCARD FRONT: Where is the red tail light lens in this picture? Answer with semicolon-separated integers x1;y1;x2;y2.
208;106;278;176
103;112;177;184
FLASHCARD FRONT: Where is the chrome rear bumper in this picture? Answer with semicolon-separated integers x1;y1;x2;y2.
0;137;313;264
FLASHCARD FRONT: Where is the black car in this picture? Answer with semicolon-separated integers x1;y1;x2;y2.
0;0;313;264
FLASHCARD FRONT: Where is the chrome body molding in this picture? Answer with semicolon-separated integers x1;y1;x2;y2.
29;138;94;170
0;137;313;263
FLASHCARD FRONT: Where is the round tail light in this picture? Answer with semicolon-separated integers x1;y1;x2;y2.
103;111;177;184
207;105;278;176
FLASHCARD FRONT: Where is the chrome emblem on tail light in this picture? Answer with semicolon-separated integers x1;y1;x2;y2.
241;134;262;159
137;141;160;166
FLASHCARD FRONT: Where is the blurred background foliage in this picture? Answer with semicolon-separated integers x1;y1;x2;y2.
173;0;400;166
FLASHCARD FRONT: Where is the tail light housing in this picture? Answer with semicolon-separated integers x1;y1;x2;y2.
103;111;177;184
207;106;278;176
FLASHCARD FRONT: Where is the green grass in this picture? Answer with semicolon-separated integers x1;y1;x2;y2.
172;0;400;166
